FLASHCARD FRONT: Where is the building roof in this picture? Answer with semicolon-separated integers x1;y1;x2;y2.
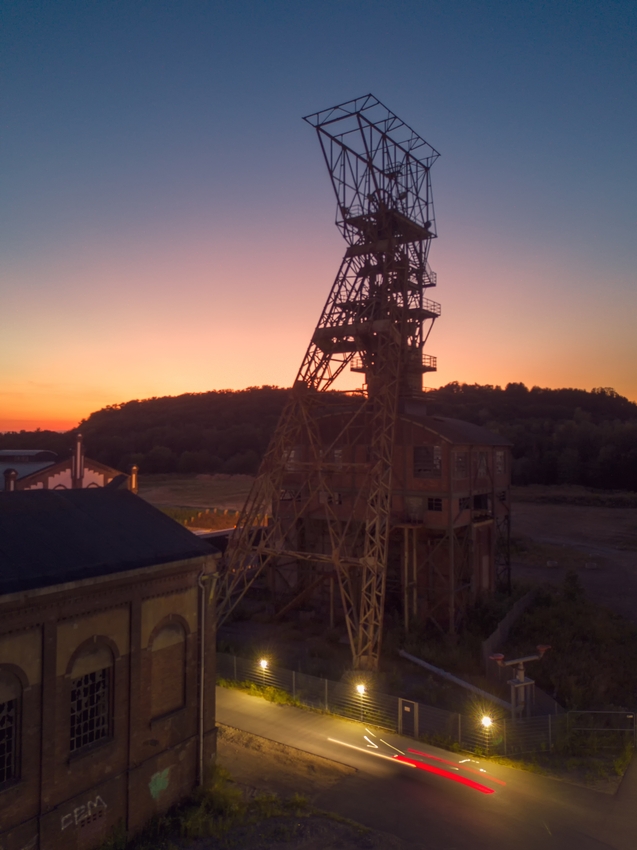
0;489;216;596
401;406;513;446
0;450;57;480
1;460;58;480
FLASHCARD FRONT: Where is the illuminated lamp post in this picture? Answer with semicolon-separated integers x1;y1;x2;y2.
356;684;366;721
259;658;268;688
481;714;493;754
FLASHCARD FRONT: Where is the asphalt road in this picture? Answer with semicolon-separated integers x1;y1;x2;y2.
216;686;636;850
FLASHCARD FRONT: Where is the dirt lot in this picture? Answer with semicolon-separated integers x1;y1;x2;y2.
138;474;255;511
138;474;637;622
511;500;637;622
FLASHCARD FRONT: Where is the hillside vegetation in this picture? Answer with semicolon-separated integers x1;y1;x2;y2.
2;383;636;490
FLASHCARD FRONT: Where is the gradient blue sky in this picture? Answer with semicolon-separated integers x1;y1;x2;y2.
2;0;636;429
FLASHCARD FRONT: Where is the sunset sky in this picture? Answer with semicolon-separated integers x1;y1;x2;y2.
2;0;636;431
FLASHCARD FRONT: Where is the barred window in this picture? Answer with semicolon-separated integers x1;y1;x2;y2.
70;669;111;752
70;645;113;753
414;446;442;479
427;497;443;512
0;699;17;785
0;671;21;786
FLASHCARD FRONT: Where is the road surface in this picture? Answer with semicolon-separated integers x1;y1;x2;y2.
217;686;636;849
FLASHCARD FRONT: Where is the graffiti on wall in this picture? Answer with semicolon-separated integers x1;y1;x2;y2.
149;767;170;800
60;795;107;830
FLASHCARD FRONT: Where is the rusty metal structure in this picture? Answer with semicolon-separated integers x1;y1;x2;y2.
215;95;442;670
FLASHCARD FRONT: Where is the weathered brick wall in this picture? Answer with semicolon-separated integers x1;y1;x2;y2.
0;557;216;850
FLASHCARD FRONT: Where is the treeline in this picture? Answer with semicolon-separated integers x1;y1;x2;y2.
2;383;636;490
82;386;290;475
426;383;637;491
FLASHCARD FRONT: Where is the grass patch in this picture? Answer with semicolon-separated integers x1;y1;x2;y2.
98;765;369;850
216;677;304;707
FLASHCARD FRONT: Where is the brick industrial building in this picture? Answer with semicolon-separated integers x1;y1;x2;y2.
1;434;134;493
275;397;512;634
0;489;218;850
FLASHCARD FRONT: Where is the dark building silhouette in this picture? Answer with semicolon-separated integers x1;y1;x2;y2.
0;489;218;850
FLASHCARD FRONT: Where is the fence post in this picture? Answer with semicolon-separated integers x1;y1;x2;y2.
292;670;296;700
503;719;507;756
324;678;328;711
233;654;237;681
548;714;552;752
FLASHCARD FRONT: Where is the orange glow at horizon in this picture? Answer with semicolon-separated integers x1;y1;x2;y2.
2;219;636;433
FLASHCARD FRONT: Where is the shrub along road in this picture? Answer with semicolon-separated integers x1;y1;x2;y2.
216;685;636;849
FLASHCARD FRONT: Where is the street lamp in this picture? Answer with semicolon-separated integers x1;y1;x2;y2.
356;684;365;721
259;658;268;687
481;715;493;754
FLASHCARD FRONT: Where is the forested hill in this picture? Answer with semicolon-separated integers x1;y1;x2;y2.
2;383;636;490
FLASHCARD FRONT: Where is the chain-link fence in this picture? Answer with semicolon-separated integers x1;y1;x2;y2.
216;653;635;758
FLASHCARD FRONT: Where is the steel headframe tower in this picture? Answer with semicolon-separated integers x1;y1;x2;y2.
216;95;440;670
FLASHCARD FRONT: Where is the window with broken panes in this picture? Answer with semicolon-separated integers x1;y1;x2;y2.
70;668;111;752
427;497;443;512
0;699;17;784
413;446;442;479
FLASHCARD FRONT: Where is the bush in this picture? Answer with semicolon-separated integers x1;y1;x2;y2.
503;572;637;709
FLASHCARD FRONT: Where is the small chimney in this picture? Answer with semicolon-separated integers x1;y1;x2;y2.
3;468;17;492
129;465;139;494
72;433;85;489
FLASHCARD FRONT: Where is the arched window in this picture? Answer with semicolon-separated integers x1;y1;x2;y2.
70;644;113;752
0;669;22;785
150;622;186;719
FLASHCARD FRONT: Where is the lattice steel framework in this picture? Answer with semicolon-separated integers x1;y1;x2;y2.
216;95;440;670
